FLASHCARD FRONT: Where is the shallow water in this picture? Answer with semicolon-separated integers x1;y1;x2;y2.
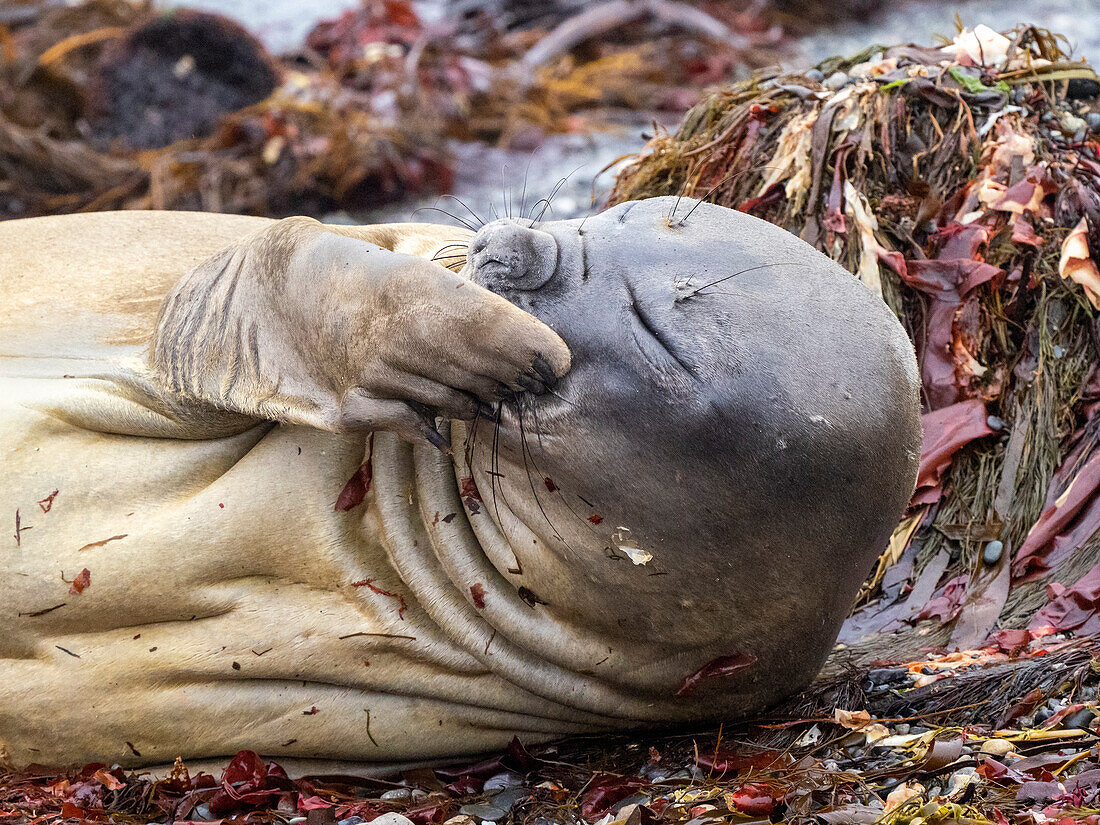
157;0;1100;224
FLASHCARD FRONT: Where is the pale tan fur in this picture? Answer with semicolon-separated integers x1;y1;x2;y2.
148;215;569;441
0;211;588;772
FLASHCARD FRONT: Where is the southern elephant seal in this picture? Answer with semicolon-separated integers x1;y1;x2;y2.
0;199;920;773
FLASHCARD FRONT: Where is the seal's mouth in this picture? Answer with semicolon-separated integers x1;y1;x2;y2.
467;219;560;292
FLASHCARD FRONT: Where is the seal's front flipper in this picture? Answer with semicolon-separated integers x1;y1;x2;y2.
148;217;570;442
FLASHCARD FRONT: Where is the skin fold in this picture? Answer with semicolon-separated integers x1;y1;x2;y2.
0;200;920;773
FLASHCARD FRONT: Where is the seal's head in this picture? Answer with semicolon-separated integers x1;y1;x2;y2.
461;197;921;714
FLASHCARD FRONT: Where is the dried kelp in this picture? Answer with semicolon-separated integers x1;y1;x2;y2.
611;25;1100;666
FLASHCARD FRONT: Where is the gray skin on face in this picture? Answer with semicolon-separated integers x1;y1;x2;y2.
461;197;922;716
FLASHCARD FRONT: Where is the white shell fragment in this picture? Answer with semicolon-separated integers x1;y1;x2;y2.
614;527;653;565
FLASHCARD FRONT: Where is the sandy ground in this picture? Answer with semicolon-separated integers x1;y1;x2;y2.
154;0;1100;222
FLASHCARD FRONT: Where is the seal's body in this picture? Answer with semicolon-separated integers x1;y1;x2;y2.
0;202;921;772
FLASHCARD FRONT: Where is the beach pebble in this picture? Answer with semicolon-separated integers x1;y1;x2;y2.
380;789;412;802
825;71;849;90
371;816;415;825
1063;114;1087;135
983;540;1004;566
483;772;524;792
1064;708;1096;730
806;68;825;83
459;805;506;822
980;738;1014;756
1089;112;1100;132
986;415;1005;431
488;788;529;810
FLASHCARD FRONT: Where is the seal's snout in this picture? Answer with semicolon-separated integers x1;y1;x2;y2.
468;219;558;292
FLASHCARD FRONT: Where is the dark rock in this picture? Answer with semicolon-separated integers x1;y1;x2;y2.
86;10;279;150
1063;708;1096;730
867;667;910;687
1068;78;1100;101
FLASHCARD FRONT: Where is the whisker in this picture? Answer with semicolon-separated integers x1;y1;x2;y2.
430;242;470;261
412;206;479;233
668;174;690;224
524;397;599;535
533;164;587;224
516;402;566;543
464;409;482;472
519;156;534;221
439;195;486;229
684;261;803;299
489;400;505;525
544;386;578;407
534;177;569;223
672;165;787;227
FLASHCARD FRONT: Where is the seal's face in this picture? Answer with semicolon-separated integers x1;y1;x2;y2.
462;197;920;693
465;198;746;573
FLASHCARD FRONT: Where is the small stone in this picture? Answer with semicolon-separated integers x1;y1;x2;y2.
1035;705;1056;725
824;71;849;90
1062;114;1088;136
287;819;307;825
1089;112;1100;132
1064;708;1096;730
1053;345;1067;358
443;817;476;825
981;738;1014;755
806;68;825;83
488;788;529;810
1068;77;1100;100
458;805;506;822
483;772;523;792
983;540;1004;566
867;666;909;686
369;815;415;825
895;723;910;734
380;789;412;802
881;776;900;790
986;415;1005;431
339;818;367;825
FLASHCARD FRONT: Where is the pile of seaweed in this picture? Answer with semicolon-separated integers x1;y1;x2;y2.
0;0;789;219
0;0;452;218
611;25;1100;671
